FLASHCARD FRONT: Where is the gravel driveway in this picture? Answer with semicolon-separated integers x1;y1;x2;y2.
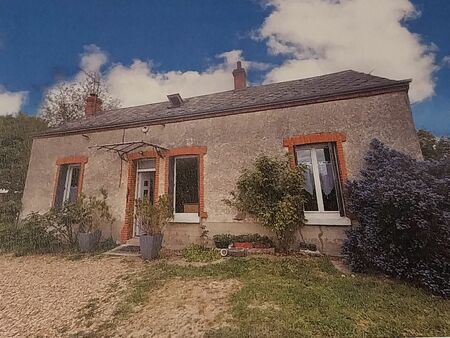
0;254;139;337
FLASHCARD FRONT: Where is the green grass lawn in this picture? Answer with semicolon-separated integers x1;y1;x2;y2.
114;256;449;337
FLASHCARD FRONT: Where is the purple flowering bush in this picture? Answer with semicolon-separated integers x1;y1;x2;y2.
343;139;450;298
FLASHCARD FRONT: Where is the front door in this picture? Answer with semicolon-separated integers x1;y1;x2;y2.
134;160;156;236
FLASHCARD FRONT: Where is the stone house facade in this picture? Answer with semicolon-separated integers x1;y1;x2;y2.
21;63;422;255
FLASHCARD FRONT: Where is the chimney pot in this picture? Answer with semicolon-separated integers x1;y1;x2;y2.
232;61;246;90
85;93;103;117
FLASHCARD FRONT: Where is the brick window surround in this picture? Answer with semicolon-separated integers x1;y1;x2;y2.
53;155;88;207
121;150;160;243
283;132;348;183
164;146;208;219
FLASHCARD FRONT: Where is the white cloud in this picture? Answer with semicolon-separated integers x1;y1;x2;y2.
44;0;439;111
442;55;450;67
104;49;265;107
79;44;108;75
46;46;269;108
0;86;27;116
258;0;437;103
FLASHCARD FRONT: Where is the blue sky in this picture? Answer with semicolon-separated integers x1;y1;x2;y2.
0;0;449;135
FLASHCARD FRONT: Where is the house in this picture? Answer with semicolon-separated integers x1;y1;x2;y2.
21;62;422;255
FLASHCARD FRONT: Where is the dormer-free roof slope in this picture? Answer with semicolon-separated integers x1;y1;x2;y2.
38;70;410;138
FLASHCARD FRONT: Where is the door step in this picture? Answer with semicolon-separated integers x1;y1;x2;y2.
104;244;141;257
126;237;140;246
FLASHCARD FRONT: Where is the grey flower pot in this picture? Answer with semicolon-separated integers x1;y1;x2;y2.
139;234;163;260
77;230;101;252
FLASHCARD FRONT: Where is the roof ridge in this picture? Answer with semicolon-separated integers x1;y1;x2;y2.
345;69;411;83
90;70;371;115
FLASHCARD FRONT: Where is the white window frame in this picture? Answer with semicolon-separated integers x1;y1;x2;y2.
296;144;350;226
172;155;200;223
136;159;156;172
62;164;80;203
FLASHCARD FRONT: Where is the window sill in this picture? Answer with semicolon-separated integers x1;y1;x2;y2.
304;212;351;226
171;213;200;223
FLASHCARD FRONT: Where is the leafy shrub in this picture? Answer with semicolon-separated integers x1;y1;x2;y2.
45;203;88;246
0;190;115;255
213;233;274;249
0;199;21;225
417;129;450;160
296;242;318;251
212;234;234;249
182;244;221;262
343;139;450;298
42;190;115;247
78;189;115;233
0;222;19;252
134;194;173;235
225;155;307;252
0;213;61;256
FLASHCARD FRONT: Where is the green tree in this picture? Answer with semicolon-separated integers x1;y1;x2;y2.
39;72;120;127
417;129;450;160
0;113;47;223
225;155;307;251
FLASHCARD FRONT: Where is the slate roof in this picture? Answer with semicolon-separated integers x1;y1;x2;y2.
38;70;410;137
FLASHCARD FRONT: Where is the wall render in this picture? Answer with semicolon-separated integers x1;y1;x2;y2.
21;91;421;254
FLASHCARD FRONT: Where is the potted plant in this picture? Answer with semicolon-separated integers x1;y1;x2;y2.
135;194;173;260
77;190;114;252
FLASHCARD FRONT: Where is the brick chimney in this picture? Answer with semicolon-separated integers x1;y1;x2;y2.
232;61;246;90
85;93;103;117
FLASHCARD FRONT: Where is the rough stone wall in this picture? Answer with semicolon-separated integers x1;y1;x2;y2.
21;91;421;254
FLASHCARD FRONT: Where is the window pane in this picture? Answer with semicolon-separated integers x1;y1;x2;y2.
175;157;199;213
56;164;81;207
67;166;80;203
55;165;68;208
137;159;155;170
295;148;318;211
316;146;339;211
137;172;155;203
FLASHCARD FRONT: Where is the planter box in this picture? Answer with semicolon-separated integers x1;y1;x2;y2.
77;230;101;252
247;247;276;255
233;242;253;249
252;242;271;249
140;234;163;260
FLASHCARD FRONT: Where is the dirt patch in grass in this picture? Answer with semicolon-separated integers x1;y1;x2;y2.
115;278;241;337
